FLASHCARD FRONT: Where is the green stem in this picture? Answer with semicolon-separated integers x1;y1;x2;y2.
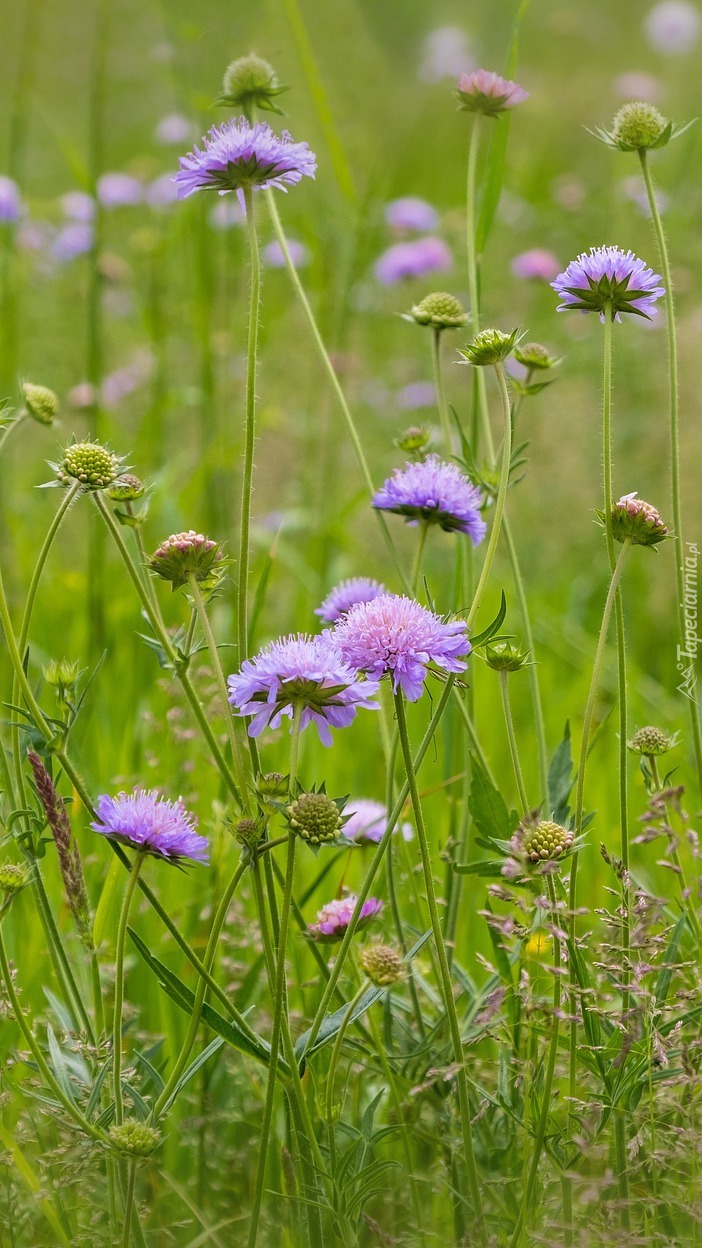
121;1157;137;1248
499;669;530;815
503;523;549;806
264;189;412;596
432;328;453;452
639;150;702;800
238;186;261;667
649;755;700;936
411;522;430;597
467;360;512;629
466;116;482;337
393;690;486;1242
113;852;144;1126
326;979;367;1174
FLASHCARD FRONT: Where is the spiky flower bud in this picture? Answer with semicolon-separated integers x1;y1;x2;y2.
287;789;344;845
459;327;521;367
484;641;529;672
257;772;289;800
55;441;121;489
360;943;405;986
149;530;225;591
0;862;28;895
512;819;574;865
628;725;675;757
218;54;287;114
107;473;145;502
395;426;432;458
109;1122;161;1157
513;342;559;371
43;658;80;690
232;817;263;850
608;493;668;548
610;101;668;150
22;382;59;425
409;291;468;330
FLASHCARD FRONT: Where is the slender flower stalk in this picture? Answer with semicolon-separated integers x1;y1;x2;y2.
432;326;454;451
238;184;261;666
113;852;145;1125
121;1158;138;1248
639;149;702;799
499;669;530;815
466;360;512;628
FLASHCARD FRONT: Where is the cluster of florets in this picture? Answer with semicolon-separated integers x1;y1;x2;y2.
107;473;145;502
54;441;122;489
175;117;316;208
511;819;574;865
592;101;687;152
360;943;405;986
22;382;59;425
91;790;209;865
307;895;383;942
286;788;345;846
408;291;468;330
395;426;432;457
218;54;287;114
628;725;676;756
109;1122;161;1157
454;69;529;116
232;817;264;851
315;577;387;624
459;327;521;366
372;456;486;543
149;530;225;590
0;862;27;895
608;493;668;547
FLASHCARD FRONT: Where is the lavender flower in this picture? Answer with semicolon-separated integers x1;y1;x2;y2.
645;1;701;52
455;68;529;116
52;223;94;262
384;196;438;233
60;191;95;223
372;455;486;544
397;381;436;410
315;577;388;623
154;113;193;146
146;174;180;209
0;177;21;224
175;117;316;211
97;173;144;208
91;790;208;865
551;246;664;321
343;799;413;844
374;237;453;285
263;238;309;268
307;894;383;942
227;634;380;746
333;594;470;702
511;249;561;281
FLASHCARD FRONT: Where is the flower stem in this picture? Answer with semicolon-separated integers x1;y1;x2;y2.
499;669;530;815
411;521;430;597
639;149;702;800
237;185;261;667
467;360;512;629
121;1157;137;1248
325;978;367;1174
432;327;454;452
393;689;486;1243
113;852;145;1127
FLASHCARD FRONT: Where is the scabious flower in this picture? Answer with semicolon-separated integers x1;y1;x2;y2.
97;173;144;208
307;894;383;942
608;492;669;547
91;790;208;865
227;634;380;746
360;944;405;986
419;25;474;83
175;117;316;211
146;174;180;209
384;196;439;233
150;531;225;591
511;249;561;281
408;290;468;329
455;68;529;116
22;383;59;426
53;441;122;489
397;381;437;410
60;191;95;222
509;818;574;866
52;223;94;262
644;0;701;53
374;237;453;285
333;594;470;702
315;577;388;623
154;113;193;145
263;238;309;268
343;799;413;844
551;246;664;321
218;54;288;114
0;176;21;223
372;455;486;544
628;725;676;756
459;327;521;366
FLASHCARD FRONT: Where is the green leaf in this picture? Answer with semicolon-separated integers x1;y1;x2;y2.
548;721;574;824
93;853;123;947
654;912;688;1007
46;1025;76;1106
158;1038;225;1117
468;754;519;843
469;590;507;648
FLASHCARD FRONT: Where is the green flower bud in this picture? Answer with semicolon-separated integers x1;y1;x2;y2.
459;327;521;367
257;772;289;801
109;1122;161;1158
0;862;28;895
22;383;59;425
395;425;432;458
218;54;288;114
607;493;668;548
233;817;263;851
628;726;675;757
360;943;405;987
287;789;344;845
484;641;529;672
610;102;668;150
512;819;574;865
513;342;559;371
42;658;80;690
106;473;145;502
149;530;225;592
409;291;468;330
54;441;122;489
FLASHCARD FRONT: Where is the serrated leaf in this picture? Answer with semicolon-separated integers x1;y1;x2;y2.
468;754;519;843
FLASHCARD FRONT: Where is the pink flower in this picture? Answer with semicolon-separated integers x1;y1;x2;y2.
511;249;561;281
455;68;528;116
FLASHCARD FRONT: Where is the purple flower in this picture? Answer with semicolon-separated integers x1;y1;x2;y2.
333;594;470;702
645;1;701;52
511;248;561;281
155;113;193;145
372;454;486;544
384;196;439;233
60;191;95;223
344;799;413;844
98;173;144;208
91;789;208;864
315;577;388;623
455;68;529;116
419;26;475;84
263;238;309;268
175;117;316;211
551;246;664;322
52;223;94;262
308;894;383;942
397;381;436;410
374;237;453;285
0;176;21;223
227;634;380;747
146;174;180;209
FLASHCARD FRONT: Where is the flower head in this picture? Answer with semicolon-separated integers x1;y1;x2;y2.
395;425;432;457
175;117;316;210
107;473;145;502
513;342;559;371
510;818;574;866
343;799;413;845
91;790;208;865
287;787;345;846
611;101;669;149
628;725;676;756
333;594;470;702
97;173;143;208
374;237;453;285
360;943;405;986
109;1123;161;1158
372;454;486;544
408;290;468;329
459;327;521;366
455;68;528;116
227;634;380;746
0;862;28;896
218;54;288;114
315;577;388;623
384;196;438;233
53;441;122;490
0;176;21;224
21;383;59;426
645;1;701;53
308;894;383;942
149;530;225;591
608;492;669;547
484;641;529;672
551;246;664;321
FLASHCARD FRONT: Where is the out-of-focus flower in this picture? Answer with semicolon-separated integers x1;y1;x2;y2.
513;342;560;371
175;117;316;210
613;72;664;102
511;249;561;281
419;25;475;83
60;191;95;222
343;799;413;844
551;246;664;321
455;68;528;116
101;350;155;408
360;943;405;986
52;222;94;262
146;174;180;209
397;381;437;410
384;196;439;233
155;113;193;145
0;176;21;223
621;175;668;218
17;221;47;251
334;594;470;702
644;1;701;53
373;454;486;544
263;238;309;268
209;199;243;229
91;789;208;864
98;173;144;208
307;894;383;942
374;237;453;285
228;634;380;746
315;577;388;623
